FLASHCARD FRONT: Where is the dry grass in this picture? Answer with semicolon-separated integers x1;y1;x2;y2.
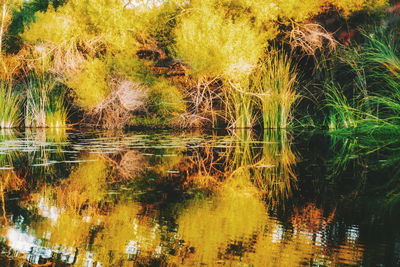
288;23;338;56
87;79;148;129
0;53;24;80
183;78;223;128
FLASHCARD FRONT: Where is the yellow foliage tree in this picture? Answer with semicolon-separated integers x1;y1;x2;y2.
175;0;388;79
66;58;110;109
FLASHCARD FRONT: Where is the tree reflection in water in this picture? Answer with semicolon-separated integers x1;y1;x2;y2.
0;129;398;266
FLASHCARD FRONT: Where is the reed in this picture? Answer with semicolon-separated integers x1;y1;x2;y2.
323;26;400;133
324;82;359;129
251;51;298;129
223;50;299;129
24;72;68;128
46;90;68;128
0;81;22;128
224;82;257;129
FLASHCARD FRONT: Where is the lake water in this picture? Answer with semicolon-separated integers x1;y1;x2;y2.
0;128;398;266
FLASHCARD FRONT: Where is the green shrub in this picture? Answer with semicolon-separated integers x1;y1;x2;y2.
105;53;156;86
322;26;400;132
66;58;110;110
175;0;265;80
147;79;186;118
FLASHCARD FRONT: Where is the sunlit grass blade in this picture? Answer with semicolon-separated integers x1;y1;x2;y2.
0;82;22;128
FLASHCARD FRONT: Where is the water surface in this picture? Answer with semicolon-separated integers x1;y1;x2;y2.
0;128;399;266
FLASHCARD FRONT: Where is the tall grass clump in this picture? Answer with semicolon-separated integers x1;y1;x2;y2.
24;71;68;128
224;50;298;129
46;88;68;128
251;51;298;129
323;26;400;133
0;81;22;128
324;82;359;129
224;82;256;129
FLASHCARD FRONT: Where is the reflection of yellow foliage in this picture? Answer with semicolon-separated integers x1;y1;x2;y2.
0;170;24;223
33;210;91;249
185;174;219;190
54;155;108;212
245;228;316;266
176;175;266;265
0;170;24;192
90;203;161;266
106;150;148;181
332;243;364;265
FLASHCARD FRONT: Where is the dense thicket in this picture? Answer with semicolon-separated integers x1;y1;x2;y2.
0;0;397;131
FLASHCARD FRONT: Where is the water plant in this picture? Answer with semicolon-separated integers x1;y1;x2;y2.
223;82;256;129
251;51;299;129
46;90;68;128
24;71;68;128
319;25;400;133
324;82;359;129
0;0;391;129
0;81;22;128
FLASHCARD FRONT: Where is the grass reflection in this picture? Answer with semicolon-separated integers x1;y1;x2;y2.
0;129;396;266
224;129;297;207
0;170;25;223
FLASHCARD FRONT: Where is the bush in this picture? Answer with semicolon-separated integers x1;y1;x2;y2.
147;79;186;117
66;58;110;110
175;0;266;80
23;0;139;52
